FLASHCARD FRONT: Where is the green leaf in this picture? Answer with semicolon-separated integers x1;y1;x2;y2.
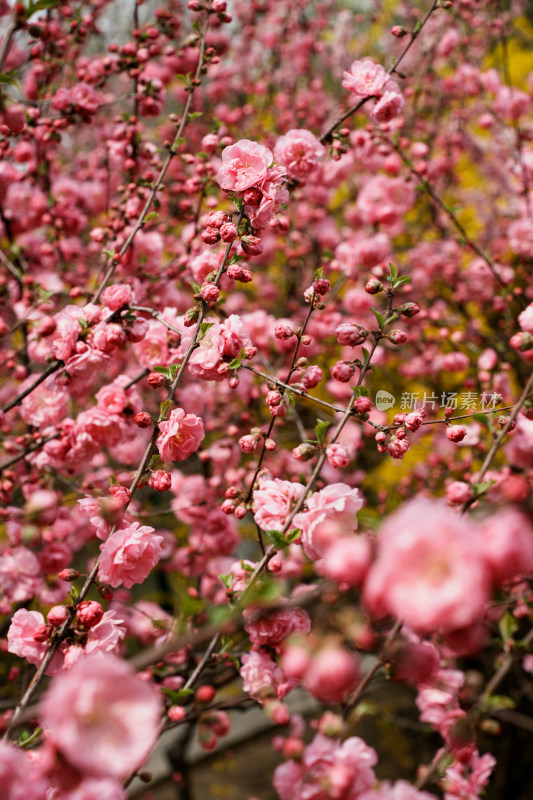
0;72;21;89
285;528;302;544
413;19;422;34
108;474;119;486
472;479;496;498
499;611;519;646
472;413;490;427
190;281;202;293
161;686;194;704
314;266;324;280
218;573;233;590
370;307;385;328
188;111;203;120
144;211;159;222
27;0;60;13
388;262;398;282
265;529;289;549
209;604;234;626
479;694;516;713
315;418;331;445
159;399;172;421
151;365;170;376
199;321;214;339
353;386;369;397
392;275;412;288
228;358;242;370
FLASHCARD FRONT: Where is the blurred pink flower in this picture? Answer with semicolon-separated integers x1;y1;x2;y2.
364;498;489;634
40;653;161;779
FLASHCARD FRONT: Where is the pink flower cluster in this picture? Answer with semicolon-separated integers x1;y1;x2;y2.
274;733;378;800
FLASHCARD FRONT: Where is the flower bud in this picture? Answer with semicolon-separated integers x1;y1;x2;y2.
134;411;152;428
365;278;383;294
446;424;468;442
147;372;166;388
149;470;172;491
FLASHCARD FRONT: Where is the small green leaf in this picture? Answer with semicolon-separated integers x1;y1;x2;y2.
265;529;289;549
392;275;412;288
352;386;369;397
285;528;302;544
199;321;214;339
108;474;119;486
162;686;194;704
413;19;422;34
472;479;495;498
388;262;399;281
228;358;241;370
218;573;233;590
479;694;516;713
190;281;202;293
209;605;234;626
0;72;21;89
159;399;172;421
472;413;490;427
370;307;385;328
499;611;519;646
315;418;332;445
152;365;170;375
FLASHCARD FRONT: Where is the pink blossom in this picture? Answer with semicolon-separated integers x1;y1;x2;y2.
101;284;134;311
217;139;273;192
40;653;162;779
221;314;253;357
364;498;490;634
505;414;533;467
372;83;405;124
71;82;100;113
318;535;371;587
293;483;364;559
358;780;437;800
274;733;377;800
519;302;533;333
20;374;69;429
7;608;49;666
240;650;296;700
245;607;311;651
98;523;163;588
0;546;43;602
303;645;360;703
480;507;533;585
189;509;240;557
0;741;49;800
156;407;205;462
342;59;388;97
273;129;326;182
443;750;496;800
57;777;127;800
187;322;225;381
244;165;288;229
326;443;350;468
253;477;306;532
445;481;472;505
95;384;128;415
